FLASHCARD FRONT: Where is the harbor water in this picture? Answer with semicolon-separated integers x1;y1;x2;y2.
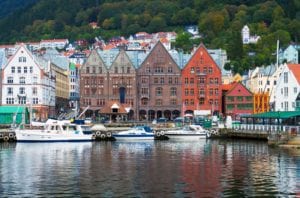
0;140;300;197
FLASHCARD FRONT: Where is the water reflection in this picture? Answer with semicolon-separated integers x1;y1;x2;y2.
0;140;299;197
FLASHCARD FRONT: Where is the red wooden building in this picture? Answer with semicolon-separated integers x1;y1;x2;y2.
222;82;253;119
181;44;222;115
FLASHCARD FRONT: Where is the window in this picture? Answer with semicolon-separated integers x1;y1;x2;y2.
190;89;194;96
190;78;194;84
184;78;189;84
7;77;13;84
215;78;219;85
19;87;25;94
7;87;13;95
24;67;27;73
208;67;212;74
17;67;21;73
11;67;15;73
210;78;214;84
190;99;194;105
284;72;288;83
32;98;38;104
99;67;102;74
141;98;148;106
167;67;173;73
93;66;96;73
160;77;164;84
32;87;37;95
175;77;179;84
6;98;14;104
215;89;219;95
199;89;205;96
284;87;288;97
294;87;297;93
199;98;204;105
190;67;194;74
199;77;205;84
30;67;33;73
19;77;25;84
196;67;200;74
155;99;162;106
19;57;26;62
237;96;243;101
203;67;207;74
170;87;177;96
86;67;90;73
114;67;118;73
141;88;148;95
127;67;130;73
209;88;213;96
33;77;38;84
168;77;172;84
185;88;189;96
18;96;26;104
141;78;148;84
170;99;177;105
146;67;151;73
156;87;163;96
154;78;158;84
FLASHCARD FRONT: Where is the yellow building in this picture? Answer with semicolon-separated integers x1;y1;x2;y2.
51;63;69;113
253;92;270;114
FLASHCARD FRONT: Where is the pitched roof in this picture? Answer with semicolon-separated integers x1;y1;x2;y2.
288;64;300;84
100;101;128;114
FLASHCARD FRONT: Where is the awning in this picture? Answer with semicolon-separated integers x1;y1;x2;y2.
242;111;300;119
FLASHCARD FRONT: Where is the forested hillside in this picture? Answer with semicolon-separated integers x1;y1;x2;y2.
0;0;299;72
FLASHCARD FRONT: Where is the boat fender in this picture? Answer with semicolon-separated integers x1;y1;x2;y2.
92;134;96;139
0;133;3;138
206;132;211;138
106;132;112;138
3;136;9;142
13;135;17;140
9;133;14;138
210;130;216;135
95;131;101;137
100;133;106;139
160;131;165;136
156;131;161;137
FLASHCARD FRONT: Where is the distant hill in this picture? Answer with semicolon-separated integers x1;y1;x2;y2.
0;0;299;73
0;0;38;17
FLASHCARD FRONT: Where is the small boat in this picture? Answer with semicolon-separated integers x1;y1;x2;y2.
113;126;154;141
15;119;94;142
164;125;210;140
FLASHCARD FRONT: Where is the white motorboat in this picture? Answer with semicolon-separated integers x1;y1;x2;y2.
164;125;210;140
15;119;94;142
112;126;154;140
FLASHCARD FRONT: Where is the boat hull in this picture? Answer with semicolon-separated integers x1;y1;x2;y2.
113;134;154;141
15;131;93;142
165;133;207;140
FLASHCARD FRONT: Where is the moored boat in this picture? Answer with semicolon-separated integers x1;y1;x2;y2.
112;126;154;141
15;119;94;142
164;125;210;140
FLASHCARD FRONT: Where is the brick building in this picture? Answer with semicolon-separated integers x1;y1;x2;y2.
137;42;182;121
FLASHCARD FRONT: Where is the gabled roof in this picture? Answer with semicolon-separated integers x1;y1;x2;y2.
2;44;46;71
183;43;221;73
225;82;252;96
139;41;181;70
287;64;300;84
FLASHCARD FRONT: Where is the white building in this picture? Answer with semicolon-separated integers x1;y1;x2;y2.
274;63;300;111
1;44;55;121
40;39;69;49
242;25;260;44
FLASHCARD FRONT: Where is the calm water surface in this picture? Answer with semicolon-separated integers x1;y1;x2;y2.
0;140;300;197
